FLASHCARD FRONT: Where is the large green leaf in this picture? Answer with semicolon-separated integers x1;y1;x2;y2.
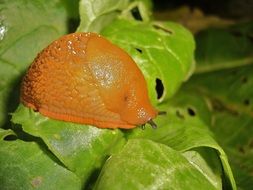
94;139;217;190
175;89;253;190
11;104;125;185
11;95;233;189
101;19;195;105
11;104;228;189
0;129;81;190
125;103;235;189
181;65;253;189
195;21;253;73
0;0;68;127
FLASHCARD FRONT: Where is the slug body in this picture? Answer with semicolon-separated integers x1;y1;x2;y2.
21;32;157;129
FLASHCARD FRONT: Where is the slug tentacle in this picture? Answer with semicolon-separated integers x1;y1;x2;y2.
147;119;157;129
21;32;158;129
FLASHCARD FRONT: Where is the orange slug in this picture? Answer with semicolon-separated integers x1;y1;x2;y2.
20;32;158;129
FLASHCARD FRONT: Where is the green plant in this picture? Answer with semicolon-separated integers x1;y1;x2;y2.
1;0;252;189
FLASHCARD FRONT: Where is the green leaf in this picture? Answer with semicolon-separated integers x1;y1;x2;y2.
126;106;216;151
195;21;253;73
101;19;195;105
0;0;68;127
225;147;253;189
125;104;235;189
182;148;223;189
0;138;81;190
183;64;253;189
166;90;213;126
11;104;125;184
94;139;217;190
188;64;253;116
212;111;253;190
77;0;130;32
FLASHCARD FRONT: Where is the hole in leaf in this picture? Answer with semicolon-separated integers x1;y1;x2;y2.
155;78;164;100
153;24;173;34
187;107;196;116
230;30;243;37
238;146;245;154
244;99;250;106
241;76;248;84
158;111;167;115
3;135;17;141
135;48;142;53
131;7;142;21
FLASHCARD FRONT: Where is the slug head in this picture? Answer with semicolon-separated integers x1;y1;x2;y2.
87;34;158;126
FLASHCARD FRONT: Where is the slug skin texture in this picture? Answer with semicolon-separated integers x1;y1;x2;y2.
21;32;157;129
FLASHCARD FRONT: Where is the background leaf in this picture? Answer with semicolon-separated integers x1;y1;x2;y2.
0;0;68;128
179;64;253;189
187;65;253;114
195;21;253;73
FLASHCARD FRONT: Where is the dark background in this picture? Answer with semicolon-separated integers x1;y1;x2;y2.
153;0;253;19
